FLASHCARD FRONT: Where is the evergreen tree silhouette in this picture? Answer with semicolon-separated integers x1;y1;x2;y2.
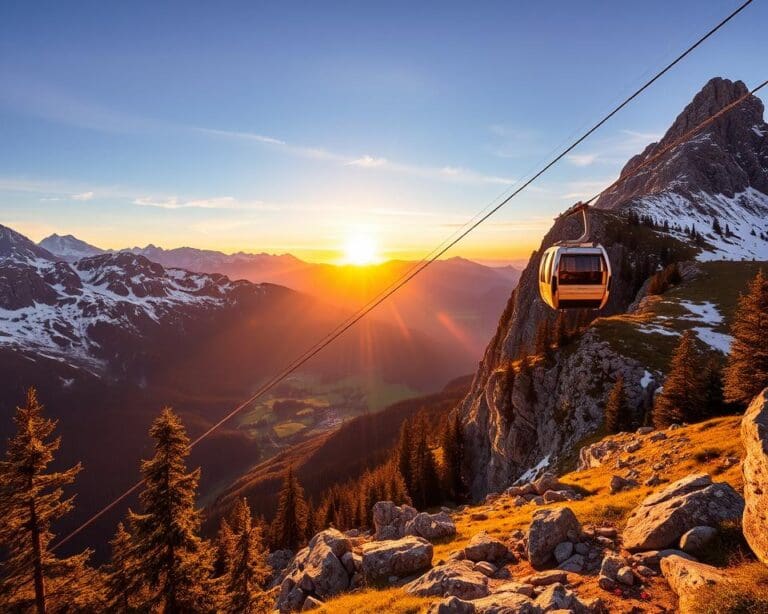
653;331;706;427
604;375;628;433
225;498;270;614
105;522;144;612
0;388;98;613
439;412;465;502
724;270;768;405
270;466;308;552
129;407;220;613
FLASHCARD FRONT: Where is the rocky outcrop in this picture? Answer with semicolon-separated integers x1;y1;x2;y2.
405;560;489;599
275;529;356;612
526;507;582;568
463;532;510;564
361;536;433;582
660;554;726;614
742;388;768;564
372;501;456;542
622;473;744;551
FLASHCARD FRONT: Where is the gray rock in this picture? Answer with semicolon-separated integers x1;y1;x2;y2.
622;473;744;551
301;596;323;611
741;388;768;565
372;501;418;540
661;554;726;614
428;596;477;614
637;426;654;435
574;542;589;555
557;554;585;573
532;471;564;495
406;511;457;541
527;507;581;569
679;525;718;556
609;474;638;493
553;542;573;564
361;536;433;582
535;583;595;613
616;566;634;586
637;565;656;577
464;531;509;563
597;575;616;591
526;570;568;586
473;561;497;578
599;554;626;581
406;559;489;600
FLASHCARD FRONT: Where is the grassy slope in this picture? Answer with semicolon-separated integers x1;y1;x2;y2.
320;415;750;613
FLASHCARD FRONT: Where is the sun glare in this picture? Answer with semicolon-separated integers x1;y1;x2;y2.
343;233;379;265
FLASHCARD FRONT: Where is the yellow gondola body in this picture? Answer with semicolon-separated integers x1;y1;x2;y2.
538;243;611;310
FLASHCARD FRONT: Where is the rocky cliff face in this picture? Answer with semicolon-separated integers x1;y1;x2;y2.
461;78;768;499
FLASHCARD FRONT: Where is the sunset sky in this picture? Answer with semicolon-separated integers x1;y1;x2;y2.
1;1;766;264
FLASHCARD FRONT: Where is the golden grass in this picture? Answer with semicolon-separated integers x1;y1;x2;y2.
316;588;436;613
691;561;768;614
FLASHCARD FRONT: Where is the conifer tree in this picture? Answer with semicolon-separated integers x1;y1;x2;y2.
724;270;768;405
0;388;98;614
604;375;628;433
270;466;308;552
225;498;270;614
395;419;414;495
653;331;706;427
409;418;441;509
215;518;236;577
129;407;220;613
439;412;465;502
105;522;144;612
702;356;725;418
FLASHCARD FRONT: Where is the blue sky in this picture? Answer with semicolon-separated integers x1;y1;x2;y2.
1;0;765;263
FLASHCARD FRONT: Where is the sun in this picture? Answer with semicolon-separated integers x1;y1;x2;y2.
342;233;379;265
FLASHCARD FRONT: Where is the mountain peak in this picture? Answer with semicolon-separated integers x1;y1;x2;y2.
1;224;56;262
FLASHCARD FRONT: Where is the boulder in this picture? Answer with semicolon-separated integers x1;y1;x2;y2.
535;583;596;613
660;554;726;614
268;549;294;578
406;511;457;541
275;529;352;611
525;570;568;586
679;526;718;556
557;554;585;573
405;560;489;599
609;474;638;493
361;535;433;582
553;542;573;564
599;554;626;581
428;596;477;614
622;473;744;551
453;591;540;614
301;596;323;611
532;471;564;495
527;507;582;569
741;388;768;565
372;501;418;540
616;566;634;586
464;531;509;563
474;561;497;578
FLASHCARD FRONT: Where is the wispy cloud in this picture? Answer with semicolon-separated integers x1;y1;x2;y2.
72;191;94;201
133;196;278;210
566;153;598;167
560;179;613;200
347;155;388;168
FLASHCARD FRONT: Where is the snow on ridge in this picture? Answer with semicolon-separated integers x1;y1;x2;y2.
514;455;551;485
678;300;723;325
632;187;768;262
692;327;733;354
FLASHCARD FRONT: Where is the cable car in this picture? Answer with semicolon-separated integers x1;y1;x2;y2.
538;202;611;310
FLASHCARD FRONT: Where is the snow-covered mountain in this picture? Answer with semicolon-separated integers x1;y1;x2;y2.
39;233;105;261
1;224;258;372
596;77;768;261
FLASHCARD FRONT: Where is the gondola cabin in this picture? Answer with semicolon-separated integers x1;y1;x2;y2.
538;244;611;310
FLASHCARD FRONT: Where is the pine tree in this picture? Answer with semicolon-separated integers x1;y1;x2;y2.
225;498;270;614
724;270;768;405
395;419;414;495
0;388;98;613
702;356;725;418
215;518;236;576
439;412;465;502
604;375;628;433
271;466;308;552
712;217;723;235
129;407;220;613
105;522;144;612
653;331;706;427
409;418;441;509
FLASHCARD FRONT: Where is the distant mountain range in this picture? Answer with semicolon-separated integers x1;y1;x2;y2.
38;234;521;357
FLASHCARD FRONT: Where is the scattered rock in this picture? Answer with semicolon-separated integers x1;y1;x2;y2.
268;549;294;580
622;473;744;551
406;559;489;600
649;431;668;442
595;527;617;538
473;561;497;578
679;525;718;556
532;471;564;495
609;474;638;493
599;554;626;581
428;596;476;614
361;535;433;582
372;501;418;540
557;554;585;573
578;439;620;469
525;570;568;586
574;542;589;555
637;426;654;435
527;507;582;569
625;441;642;453
598;575;616;591
637;565;656;577
616;566;634;586
535;582;597;613
464;531;509;563
644;473;664;487
406;511;457;541
661;554;726;614
741;388;768;565
553;541;574;564
275;529;353;612
470;512;489;521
